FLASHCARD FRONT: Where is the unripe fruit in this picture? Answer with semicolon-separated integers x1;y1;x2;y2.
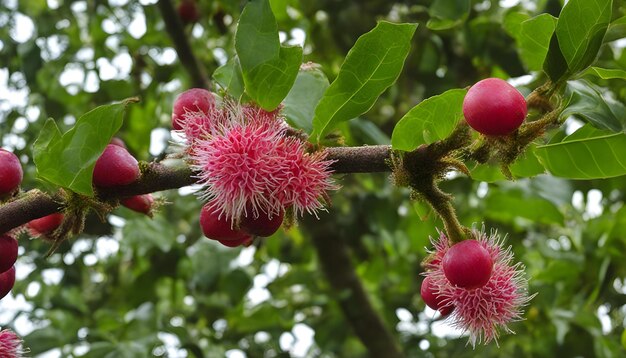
463;78;527;136
443;239;493;289
0;266;15;300
121;194;154;215
172;88;214;130
93;144;140;187
0;149;23;195
177;0;200;24
28;213;64;235
200;204;249;242
218;236;253;248
0;235;18;274
420;276;454;316
240;207;284;237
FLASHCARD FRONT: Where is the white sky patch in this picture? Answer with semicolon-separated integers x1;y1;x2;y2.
213;48;228;66
225;349;246;358
41;268;64;285
128;8;147;39
10;13;35;43
95;237;120;259
109;0;130;6
287;28;306;47
150;128;169;156
564;116;584;135
585;189;603;219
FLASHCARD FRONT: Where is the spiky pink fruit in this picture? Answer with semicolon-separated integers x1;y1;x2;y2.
172;88;214;130
0;266;15;300
28;213;64;236
424;230;534;346
463;78;527;136
0;329;24;358
0;149;23;196
200;203;248;242
443;239;493;289
240;204;284;237
93;144;140;187
121;194;154;215
0;235;18;274
420;276;454;316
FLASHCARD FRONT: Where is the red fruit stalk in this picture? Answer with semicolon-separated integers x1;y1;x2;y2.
0;149;23;196
121;194;154;215
463;78;527;136
0;266;15;300
0;235;18;274
93;144;140;187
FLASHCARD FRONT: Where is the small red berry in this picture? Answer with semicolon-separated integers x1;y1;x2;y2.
93;144;140;187
28;213;64;235
240;206;284;237
0;235;18;274
121;194;154;215
420;276;454;316
200;204;249;241
0;266;15;300
177;0;200;24
217;235;253;248
463;78;527;136
172;88;214;130
443;239;493;289
0;149;23;196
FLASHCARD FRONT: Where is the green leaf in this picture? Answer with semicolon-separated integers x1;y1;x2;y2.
235;0;302;110
582;66;626;80
427;0;470;30
282;65;330;133
213;57;245;100
311;21;418;141
543;32;569;83
605;16;626;43
535;124;626;179
391;88;466;151
555;0;612;75
517;14;557;71
485;190;563;225
562;80;626;132
621;329;626;349
33;98;137;196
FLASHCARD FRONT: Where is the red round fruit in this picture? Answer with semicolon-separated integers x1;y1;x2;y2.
240;207;284;237
0;149;23;195
420;276;454;316
442;239;493;289
172;88;214;130
122;194;154;215
28;213;64;235
200;204;249;241
0;266;15;300
177;0;200;24
93;144;140;187
218;235;253;248
0;235;18;274
463;78;527;136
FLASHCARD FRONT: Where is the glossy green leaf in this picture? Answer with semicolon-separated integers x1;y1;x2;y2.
536;124;626;179
391;89;466;151
427;0;470;30
543;32;569;83
33;98;137;196
582;67;626;80
282;66;330;133
503;12;530;37
518;14;557;71
555;0;612;75
605;16;626;43
213;57;245;100
562;80;626;132
311;21;417;141
235;0;302;110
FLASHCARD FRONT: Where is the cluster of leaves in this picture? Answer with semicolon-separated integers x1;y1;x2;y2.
1;0;626;357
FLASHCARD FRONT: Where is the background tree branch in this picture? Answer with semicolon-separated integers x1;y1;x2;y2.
0;145;391;234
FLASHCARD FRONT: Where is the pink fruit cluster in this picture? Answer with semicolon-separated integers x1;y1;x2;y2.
463;78;527;136
171;88;337;247
0;149;23;198
0;149;22;300
419;229;533;346
0;329;24;357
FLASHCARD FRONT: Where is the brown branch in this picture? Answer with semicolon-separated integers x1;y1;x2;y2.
0;146;391;235
157;0;211;89
304;214;406;358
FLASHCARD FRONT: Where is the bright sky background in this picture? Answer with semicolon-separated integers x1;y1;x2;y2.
1;0;623;356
